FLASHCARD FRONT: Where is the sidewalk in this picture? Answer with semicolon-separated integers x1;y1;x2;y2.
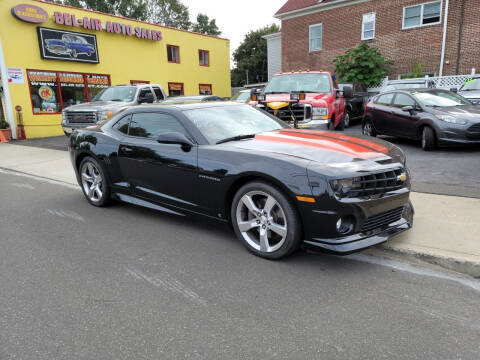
1;142;479;277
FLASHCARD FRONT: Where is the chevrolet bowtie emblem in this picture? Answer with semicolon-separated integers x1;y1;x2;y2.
397;172;407;182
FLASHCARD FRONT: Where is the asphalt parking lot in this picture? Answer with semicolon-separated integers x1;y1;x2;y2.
1;170;479;359
12;125;480;198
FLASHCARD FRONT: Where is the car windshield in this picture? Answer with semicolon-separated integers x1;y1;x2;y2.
264;73;332;94
92;87;136;102
460;78;480;91
412;91;472;107
184;105;288;144
231;92;250;102
384;83;425;92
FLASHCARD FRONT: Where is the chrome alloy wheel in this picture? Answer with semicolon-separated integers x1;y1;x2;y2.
363;121;373;136
236;191;287;253
81;161;104;202
344;112;351;128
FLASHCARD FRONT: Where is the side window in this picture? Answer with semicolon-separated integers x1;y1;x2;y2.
375;93;394;106
393;93;416;108
113;115;131;135
138;87;153;98
152;86;164;101
129;113;187;139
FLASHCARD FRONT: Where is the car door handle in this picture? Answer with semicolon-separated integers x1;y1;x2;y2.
121;146;134;153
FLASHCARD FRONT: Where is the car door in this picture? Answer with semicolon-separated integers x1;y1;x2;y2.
371;93;395;134
117;111;199;213
351;83;365;117
390;93;420;138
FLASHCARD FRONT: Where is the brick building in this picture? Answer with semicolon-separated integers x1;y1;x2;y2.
274;0;479;79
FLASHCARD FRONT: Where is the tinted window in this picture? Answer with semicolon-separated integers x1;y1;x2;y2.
129;113;187;139
375;93;394;106
113;115;131;134
138;88;153;98
393;93;416;108
152;86;164;100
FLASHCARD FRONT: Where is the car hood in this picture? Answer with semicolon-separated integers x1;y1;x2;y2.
63;101;129;112
458;90;480;99
432;105;480;120
224;129;405;175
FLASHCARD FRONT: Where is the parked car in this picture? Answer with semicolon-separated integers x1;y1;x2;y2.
231;89;251;103
162;95;223;103
362;88;480;151
382;79;435;93
69;101;413;259
338;82;368;127
62;84;166;136
250;71;352;130
456;77;480;105
45;34;95;58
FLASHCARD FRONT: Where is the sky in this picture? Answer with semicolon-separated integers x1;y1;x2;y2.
185;0;286;64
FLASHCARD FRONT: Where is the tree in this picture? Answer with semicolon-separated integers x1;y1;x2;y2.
191;14;221;36
333;43;393;87
231;24;280;87
146;0;191;30
56;0;149;20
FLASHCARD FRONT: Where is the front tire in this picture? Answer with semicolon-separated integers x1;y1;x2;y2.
231;181;302;259
335;114;345;131
362;119;377;137
344;109;352;128
421;126;436;151
79;156;111;207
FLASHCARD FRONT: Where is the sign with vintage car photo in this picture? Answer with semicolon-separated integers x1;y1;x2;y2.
37;27;99;64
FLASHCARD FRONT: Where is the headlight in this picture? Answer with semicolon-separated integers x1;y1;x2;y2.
330;177;362;197
312;107;328;120
436;114;468;125
61;111;67;124
97;110;113;122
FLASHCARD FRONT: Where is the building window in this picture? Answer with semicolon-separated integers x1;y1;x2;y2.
168;82;184;97
130;80;150;85
403;1;441;29
199;84;212;95
167;45;180;63
362;13;375;40
199;50;210;66
309;23;322;52
27;70;110;114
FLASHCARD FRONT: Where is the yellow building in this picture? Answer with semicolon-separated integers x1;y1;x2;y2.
0;0;231;138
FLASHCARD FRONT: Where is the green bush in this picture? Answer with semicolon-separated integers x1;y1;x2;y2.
333;43;393;87
0;118;10;129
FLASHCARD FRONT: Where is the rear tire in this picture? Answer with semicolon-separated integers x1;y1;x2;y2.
421;126;436;151
79;156;111;207
231;181;302;260
344;109;352;128
362;119;377;137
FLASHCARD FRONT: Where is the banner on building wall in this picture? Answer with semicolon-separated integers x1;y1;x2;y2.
7;68;25;84
37;27;99;64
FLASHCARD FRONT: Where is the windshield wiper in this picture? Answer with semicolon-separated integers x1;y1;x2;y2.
264;91;285;94
110;99;123;102
216;134;256;145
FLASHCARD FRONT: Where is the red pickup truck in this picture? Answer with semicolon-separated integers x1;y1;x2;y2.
250;71;352;130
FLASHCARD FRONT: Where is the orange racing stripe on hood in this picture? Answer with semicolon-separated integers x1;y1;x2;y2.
254;130;384;159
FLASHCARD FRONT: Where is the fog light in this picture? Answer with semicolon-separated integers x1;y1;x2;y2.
336;216;354;235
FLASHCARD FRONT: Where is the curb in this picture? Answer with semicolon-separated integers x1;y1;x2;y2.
365;245;480;279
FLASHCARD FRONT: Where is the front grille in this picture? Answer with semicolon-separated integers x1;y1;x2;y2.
65;111;97;124
265;103;311;122
466;123;480;139
361;207;404;232
343;168;406;198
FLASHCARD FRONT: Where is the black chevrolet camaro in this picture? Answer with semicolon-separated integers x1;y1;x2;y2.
69;102;414;259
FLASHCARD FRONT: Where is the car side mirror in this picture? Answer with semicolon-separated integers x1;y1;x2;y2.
402;105;415;113
139;92;154;104
156;132;194;150
450;87;458;93
342;85;353;99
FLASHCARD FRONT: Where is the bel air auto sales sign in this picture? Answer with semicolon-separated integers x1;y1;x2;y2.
11;4;162;42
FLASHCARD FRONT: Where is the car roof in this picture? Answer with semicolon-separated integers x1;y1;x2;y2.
386;79;428;84
132;101;242;111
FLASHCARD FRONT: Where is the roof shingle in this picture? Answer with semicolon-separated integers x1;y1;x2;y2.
275;0;335;15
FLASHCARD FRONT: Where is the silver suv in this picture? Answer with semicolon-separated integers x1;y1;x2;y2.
457;77;480;105
62;84;166;135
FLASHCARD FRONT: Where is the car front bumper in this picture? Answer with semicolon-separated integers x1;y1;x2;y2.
303;201;414;255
